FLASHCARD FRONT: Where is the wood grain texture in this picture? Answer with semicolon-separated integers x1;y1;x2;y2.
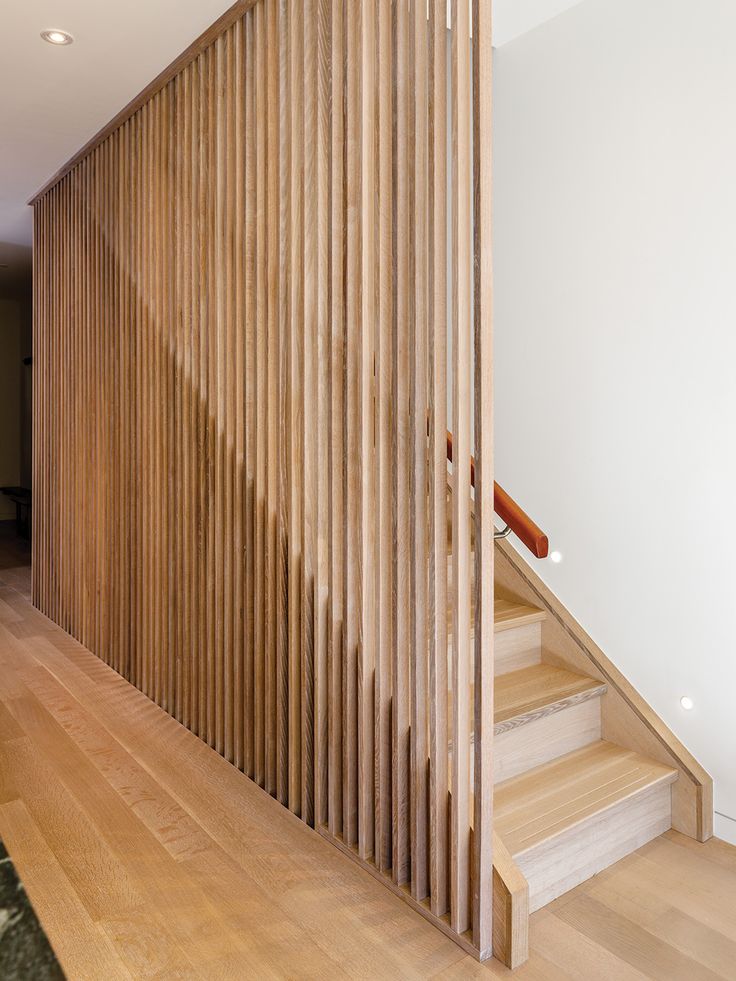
495;742;676;855
411;0;429;902
428;0;449;920
494;664;606;732
31;0;491;961
374;0;393;877
472;0;494;956
392;0;412;892
450;0;473;938
493;831;530;970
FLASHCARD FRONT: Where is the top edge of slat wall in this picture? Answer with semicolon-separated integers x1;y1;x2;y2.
28;0;259;205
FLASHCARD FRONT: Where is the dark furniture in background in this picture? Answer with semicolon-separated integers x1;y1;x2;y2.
0;487;31;540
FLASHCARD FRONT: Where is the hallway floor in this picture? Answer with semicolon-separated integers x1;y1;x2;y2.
0;539;734;979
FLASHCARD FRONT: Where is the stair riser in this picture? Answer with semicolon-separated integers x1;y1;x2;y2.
517;781;673;912
494;697;601;784
495;622;541;676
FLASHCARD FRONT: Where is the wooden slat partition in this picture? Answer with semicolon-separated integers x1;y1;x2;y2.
31;0;493;961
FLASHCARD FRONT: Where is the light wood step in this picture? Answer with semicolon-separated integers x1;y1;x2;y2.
495;598;545;675
456;664;606;781
495;741;678;911
494;664;605;733
494;598;545;633
446;596;545;634
494;664;605;783
448;599;545;677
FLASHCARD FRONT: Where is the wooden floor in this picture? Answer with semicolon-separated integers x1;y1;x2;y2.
0;535;733;979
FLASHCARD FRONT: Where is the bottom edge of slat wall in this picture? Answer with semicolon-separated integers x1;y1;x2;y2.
316;824;491;962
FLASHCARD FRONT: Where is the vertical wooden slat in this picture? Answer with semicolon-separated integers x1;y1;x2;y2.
181;63;194;733
287;0;304;816
392;0;411;887
190;61;202;739
162;85;173;717
108;131;119;679
343;0;360;850
472;0;494;956
133;110;142;694
119;122;130;684
214;35;227;757
232;20;245;771
374;0;393;875
31;201;38;601
145;98;155;703
327;0;344;839
223;26;237;764
314;0;331;833
203;74;213;734
429;0;449;919
450;0;472;938
276;0;290;805
411;0;429;902
265;0;280;798
307;0;325;828
358;0;376;864
244;10;256;780
254;5;267;788
205;48;217;745
301;0;317;829
152;95;161;707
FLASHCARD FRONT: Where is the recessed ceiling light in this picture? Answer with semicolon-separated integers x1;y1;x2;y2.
41;29;74;46
680;696;694;711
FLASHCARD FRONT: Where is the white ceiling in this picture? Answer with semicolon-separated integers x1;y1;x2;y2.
0;0;235;252
0;0;585;256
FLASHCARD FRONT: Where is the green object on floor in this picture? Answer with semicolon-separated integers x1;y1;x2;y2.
0;841;65;980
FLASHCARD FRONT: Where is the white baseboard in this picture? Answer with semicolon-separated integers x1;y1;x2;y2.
714;811;736;847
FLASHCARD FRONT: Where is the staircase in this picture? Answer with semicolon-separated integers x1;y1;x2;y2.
491;595;677;912
445;446;709;969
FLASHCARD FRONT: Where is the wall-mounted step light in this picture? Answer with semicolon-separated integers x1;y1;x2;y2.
680;696;694;711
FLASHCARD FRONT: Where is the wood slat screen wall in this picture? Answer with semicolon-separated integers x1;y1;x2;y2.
32;0;493;959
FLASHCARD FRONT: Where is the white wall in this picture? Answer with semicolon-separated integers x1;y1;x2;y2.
0;299;22;519
494;0;736;842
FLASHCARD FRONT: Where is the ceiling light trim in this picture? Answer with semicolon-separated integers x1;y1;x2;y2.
41;29;75;46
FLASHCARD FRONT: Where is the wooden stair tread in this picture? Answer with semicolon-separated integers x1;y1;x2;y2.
494;598;545;632
447;598;544;635
495;741;677;858
494;664;605;733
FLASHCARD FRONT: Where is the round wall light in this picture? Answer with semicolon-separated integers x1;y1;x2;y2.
549;550;563;564
680;696;694;711
41;29;74;45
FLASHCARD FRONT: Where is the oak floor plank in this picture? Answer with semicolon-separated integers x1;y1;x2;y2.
0;798;133;981
529;908;650;981
553;893;722;981
0;734;143;921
